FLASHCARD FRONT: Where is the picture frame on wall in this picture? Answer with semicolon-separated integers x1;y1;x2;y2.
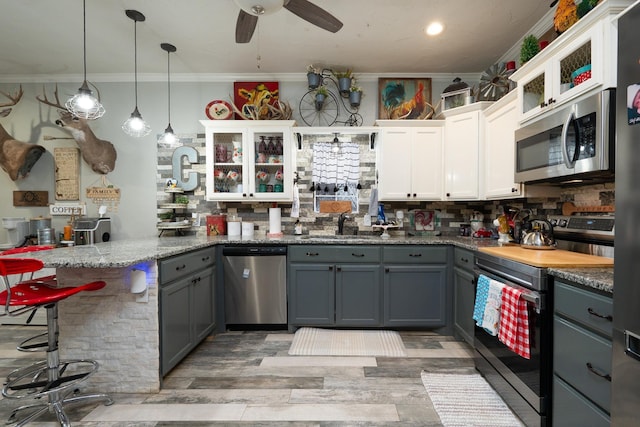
233;81;280;120
378;78;432;119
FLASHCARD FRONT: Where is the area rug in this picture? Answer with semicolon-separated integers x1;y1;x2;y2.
288;327;407;357
421;372;524;426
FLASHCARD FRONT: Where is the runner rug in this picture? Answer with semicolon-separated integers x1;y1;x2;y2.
421;372;524;426
288;327;407;357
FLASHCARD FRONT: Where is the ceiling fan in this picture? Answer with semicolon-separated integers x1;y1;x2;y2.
234;0;343;43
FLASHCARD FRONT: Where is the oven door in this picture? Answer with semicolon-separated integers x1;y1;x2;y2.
473;269;552;421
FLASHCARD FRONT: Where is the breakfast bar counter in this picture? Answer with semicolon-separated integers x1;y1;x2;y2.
2;234;613;393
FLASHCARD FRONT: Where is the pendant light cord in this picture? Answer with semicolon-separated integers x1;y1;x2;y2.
167;49;171;124
134;19;139;107
82;0;87;82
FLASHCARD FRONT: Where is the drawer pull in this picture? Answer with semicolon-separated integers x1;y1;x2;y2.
351;253;365;258
586;362;611;382
201;256;210;262
587;307;613;322
305;252;319;257
409;253;423;257
175;264;186;271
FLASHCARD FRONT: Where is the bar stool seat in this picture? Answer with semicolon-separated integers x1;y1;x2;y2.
0;256;113;426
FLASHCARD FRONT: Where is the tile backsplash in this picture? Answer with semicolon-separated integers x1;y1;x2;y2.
158;132;615;238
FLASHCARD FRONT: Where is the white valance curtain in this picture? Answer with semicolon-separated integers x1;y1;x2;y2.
312;142;360;184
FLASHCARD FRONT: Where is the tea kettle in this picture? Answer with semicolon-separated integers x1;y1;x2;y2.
521;219;556;249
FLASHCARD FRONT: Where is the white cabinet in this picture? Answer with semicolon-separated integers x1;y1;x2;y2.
442;103;491;200
511;1;625;123
201;120;295;201
375;120;444;201
483;91;521;199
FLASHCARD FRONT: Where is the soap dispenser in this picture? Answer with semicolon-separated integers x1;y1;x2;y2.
377;203;386;224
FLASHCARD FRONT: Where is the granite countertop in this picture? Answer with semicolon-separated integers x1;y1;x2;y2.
2;234;612;293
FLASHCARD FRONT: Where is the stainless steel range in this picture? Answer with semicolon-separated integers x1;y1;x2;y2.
474;214;614;427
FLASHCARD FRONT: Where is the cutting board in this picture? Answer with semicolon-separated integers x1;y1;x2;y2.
319;201;351;213
479;246;614;268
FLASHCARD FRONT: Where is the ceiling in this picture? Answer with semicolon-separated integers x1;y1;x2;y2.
0;0;552;79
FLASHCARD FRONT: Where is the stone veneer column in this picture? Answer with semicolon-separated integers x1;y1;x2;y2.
56;261;160;393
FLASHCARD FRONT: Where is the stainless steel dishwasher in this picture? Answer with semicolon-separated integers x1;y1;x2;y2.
222;246;287;325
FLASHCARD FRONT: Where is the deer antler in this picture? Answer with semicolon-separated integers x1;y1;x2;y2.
0;85;24;116
36;84;66;110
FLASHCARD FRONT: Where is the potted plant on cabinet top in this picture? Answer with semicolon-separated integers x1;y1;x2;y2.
333;69;353;95
306;64;321;89
314;86;328;110
349;85;362;107
520;34;540;65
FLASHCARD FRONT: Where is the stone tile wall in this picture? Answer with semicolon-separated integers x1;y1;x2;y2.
157;133;615;238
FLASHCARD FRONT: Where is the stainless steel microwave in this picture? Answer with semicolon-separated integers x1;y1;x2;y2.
514;89;615;184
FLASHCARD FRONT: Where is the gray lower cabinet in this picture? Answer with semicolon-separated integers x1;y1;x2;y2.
382;246;448;327
453;248;475;344
159;247;216;376
553;280;613;425
288;245;382;327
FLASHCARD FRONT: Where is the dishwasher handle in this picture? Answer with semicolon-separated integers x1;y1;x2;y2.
222;246;287;256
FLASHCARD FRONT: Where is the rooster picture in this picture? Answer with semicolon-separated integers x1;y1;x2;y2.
381;80;433;119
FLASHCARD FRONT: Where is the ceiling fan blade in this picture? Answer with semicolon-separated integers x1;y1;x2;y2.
236;9;258;43
284;0;343;33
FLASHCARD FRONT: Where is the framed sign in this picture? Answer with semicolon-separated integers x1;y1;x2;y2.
54;147;80;200
378;78;432;119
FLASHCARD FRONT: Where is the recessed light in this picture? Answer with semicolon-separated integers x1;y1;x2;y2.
426;22;444;36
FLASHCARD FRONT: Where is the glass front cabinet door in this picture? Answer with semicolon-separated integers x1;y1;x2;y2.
202;120;296;201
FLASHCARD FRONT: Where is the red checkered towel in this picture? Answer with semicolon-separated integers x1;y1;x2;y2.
498;285;530;359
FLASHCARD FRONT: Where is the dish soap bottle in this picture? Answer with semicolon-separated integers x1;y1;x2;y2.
377;203;386;224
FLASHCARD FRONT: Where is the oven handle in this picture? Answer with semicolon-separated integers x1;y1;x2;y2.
474;267;543;313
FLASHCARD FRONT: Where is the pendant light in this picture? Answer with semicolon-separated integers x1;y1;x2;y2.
158;43;178;146
65;0;105;120
122;9;151;137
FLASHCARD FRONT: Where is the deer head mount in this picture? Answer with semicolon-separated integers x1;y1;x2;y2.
0;85;46;181
38;85;117;174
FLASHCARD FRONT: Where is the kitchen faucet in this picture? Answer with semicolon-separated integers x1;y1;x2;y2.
337;212;352;235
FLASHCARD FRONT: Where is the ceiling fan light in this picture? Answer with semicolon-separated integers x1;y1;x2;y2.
122;106;151;137
234;0;285;15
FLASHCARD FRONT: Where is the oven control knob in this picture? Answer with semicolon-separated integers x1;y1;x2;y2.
559;219;568;227
549;219;558;226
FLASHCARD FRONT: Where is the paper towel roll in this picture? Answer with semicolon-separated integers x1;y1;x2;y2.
269;208;282;234
242;222;254;238
227;221;241;236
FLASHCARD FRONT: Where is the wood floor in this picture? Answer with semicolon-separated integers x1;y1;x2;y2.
0;325;478;426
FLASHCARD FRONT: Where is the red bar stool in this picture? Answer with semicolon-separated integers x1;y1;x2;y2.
0;256;113;426
1;245;57;353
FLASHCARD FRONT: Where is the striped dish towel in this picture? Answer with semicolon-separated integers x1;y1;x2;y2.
472;274;491;326
498;286;531;359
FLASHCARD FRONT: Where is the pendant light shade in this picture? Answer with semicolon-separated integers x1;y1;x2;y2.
158;42;179;146
66;0;105;120
122;9;151;137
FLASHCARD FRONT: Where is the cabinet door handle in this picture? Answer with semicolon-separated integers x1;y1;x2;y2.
540;101;547;108
305;252;319;257
413;193;417;198
511;187;518;193
329;266;333;271
586;362;611;382
351;253;365;257
446;192;451;197
176;264;186;271
587;307;613;322
409;253;422;258
407;193;411;198
336;266;342;272
385;267;390;273
201;256;210;262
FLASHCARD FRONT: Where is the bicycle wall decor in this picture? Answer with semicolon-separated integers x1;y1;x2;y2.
299;67;363;127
